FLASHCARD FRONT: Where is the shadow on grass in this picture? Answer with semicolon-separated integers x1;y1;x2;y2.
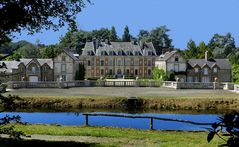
0;138;112;147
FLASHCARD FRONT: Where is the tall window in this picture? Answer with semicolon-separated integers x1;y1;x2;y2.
148;69;151;76
148;60;151;66
109;60;113;66
195;68;199;73
32;66;36;73
204;68;208;75
88;60;91;66
117;60;121;66
61;64;66;73
109;69;113;75
175;56;179;62
101;69;104;75
213;67;218;73
100;60;104;66
135;69;138;76
62;56;66;63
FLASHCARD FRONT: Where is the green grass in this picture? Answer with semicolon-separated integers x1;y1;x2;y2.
13;124;224;147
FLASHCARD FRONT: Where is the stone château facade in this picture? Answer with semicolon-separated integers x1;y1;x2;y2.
81;40;157;78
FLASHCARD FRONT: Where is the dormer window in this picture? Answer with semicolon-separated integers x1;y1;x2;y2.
101;51;105;56
135;51;139;56
87;51;91;55
118;51;122;56
148;51;152;56
204;68;208;75
213;67;218;73
175;56;179;62
195;68;199;73
126;51;131;55
109;51;113;56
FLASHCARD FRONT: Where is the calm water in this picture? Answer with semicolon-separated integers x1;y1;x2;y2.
0;112;220;131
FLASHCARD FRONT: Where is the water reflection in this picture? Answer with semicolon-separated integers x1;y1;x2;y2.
0;112;220;131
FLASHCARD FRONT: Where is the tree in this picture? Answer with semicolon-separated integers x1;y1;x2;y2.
92;28;110;41
1;0;90;45
232;64;239;84
140;26;173;55
207;111;239;146
75;64;85;80
137;29;150;43
184;39;198;59
40;45;59;58
152;68;166;81
109;26;118;42
60;30;91;54
208;33;236;58
122;26;131;42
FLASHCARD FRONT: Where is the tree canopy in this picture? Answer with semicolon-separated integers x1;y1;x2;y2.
122;26;131;42
0;0;90;45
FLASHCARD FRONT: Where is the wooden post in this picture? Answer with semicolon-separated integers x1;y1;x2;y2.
150;117;153;130
85;114;89;126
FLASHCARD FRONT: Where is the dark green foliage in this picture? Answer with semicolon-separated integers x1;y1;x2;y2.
166;72;175;81
138;26;173;55
75;64;85;80
232;64;239;84
207;111;239;147
122;26;131;42
40;45;59;58
152;68;166;81
1;0;90;44
0;94;26;140
109;26;118;42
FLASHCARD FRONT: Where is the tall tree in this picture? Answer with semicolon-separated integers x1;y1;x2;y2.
60;30;91;54
109;26;118;42
92;28;110;41
137;29;150;43
184;39;198;59
208;33;236;58
149;26;173;55
122;26;131;42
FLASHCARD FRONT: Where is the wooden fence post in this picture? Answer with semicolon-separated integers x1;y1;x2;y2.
85;114;89;126
150;117;153;130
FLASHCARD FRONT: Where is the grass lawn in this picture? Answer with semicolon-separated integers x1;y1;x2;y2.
10;124;224;147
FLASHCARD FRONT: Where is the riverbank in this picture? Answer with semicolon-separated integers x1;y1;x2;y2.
4;87;239;111
7;124;222;147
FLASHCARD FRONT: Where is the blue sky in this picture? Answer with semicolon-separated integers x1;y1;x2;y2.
13;0;239;49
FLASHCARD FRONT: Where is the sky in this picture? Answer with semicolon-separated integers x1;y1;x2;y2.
13;0;239;49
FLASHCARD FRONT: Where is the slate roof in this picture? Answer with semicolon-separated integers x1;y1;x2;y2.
63;48;79;60
157;50;177;61
188;59;231;70
0;58;53;73
81;41;157;56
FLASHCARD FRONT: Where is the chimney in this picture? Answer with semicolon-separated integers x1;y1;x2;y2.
205;51;208;61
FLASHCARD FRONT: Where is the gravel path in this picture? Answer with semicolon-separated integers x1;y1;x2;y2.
5;87;239;98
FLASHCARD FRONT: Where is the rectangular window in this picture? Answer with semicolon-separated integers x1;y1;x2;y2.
204;68;208;75
195;68;199;73
62;56;66;63
88;60;91;66
148;69;151;76
100;60;104;66
213;68;217;73
62;75;66;81
109;60;113;66
109;69;113;75
135;69;138;76
32;66;36;73
101;69;104;75
126;69;130;75
117;60;121;66
148;60;151;66
61;64;66;73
